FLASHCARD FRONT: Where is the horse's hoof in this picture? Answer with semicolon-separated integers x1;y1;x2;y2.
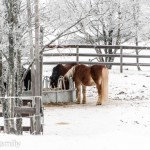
76;101;80;104
82;101;86;104
96;102;102;105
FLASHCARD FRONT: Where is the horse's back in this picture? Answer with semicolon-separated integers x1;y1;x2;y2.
64;63;78;69
74;64;91;78
90;64;104;76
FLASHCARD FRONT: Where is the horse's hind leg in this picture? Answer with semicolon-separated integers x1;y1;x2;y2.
76;84;81;104
82;85;86;104
96;84;102;105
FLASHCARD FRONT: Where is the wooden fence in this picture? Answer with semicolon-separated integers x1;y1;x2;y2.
43;45;150;72
0;96;44;134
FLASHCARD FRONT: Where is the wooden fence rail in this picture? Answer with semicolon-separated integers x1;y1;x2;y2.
46;45;150;50
43;53;150;58
43;45;150;73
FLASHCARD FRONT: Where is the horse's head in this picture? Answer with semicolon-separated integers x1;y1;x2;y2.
50;64;64;88
50;63;77;89
22;66;31;91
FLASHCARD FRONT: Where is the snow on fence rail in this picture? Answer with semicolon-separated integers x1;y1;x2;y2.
43;45;150;72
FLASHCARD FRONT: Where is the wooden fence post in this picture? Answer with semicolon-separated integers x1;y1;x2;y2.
76;46;79;63
27;0;35;96
120;46;123;73
34;0;41;135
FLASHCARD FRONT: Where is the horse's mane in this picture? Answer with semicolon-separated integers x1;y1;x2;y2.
64;65;76;79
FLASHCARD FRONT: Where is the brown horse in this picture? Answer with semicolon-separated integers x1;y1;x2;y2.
50;63;78;89
64;64;109;105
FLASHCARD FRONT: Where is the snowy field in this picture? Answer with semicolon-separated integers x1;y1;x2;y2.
0;68;150;150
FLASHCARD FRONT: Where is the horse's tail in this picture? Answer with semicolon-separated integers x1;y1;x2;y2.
101;66;109;103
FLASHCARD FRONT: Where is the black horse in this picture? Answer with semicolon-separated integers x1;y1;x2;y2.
23;68;31;91
50;63;77;89
3;68;31;91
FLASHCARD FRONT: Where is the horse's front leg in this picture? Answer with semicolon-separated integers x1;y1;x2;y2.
76;84;81;104
82;85;86;104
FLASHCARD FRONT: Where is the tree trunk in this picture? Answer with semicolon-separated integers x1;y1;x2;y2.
40;26;44;95
4;0;22;134
107;2;122;69
4;0;16;134
0;49;10;133
15;49;23;135
133;0;141;71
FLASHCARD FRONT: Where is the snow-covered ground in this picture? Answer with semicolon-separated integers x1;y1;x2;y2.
0;68;150;150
